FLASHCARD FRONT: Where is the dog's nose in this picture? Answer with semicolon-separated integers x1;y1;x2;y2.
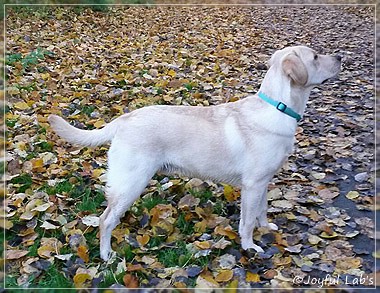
335;55;342;62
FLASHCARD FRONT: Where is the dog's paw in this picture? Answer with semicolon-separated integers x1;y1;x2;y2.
242;245;265;258
268;223;278;231
100;249;116;262
241;242;264;253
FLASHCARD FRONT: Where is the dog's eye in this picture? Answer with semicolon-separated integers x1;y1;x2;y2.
314;54;318;60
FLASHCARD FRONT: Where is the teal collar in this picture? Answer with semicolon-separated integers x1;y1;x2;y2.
258;92;302;122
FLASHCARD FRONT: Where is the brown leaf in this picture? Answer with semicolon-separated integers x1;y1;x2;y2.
214;225;238;240
77;245;89;263
6;249;29;260
123;273;139;288
136;234;150;247
127;264;143;272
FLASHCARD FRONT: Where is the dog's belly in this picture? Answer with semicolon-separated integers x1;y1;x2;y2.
158;162;242;186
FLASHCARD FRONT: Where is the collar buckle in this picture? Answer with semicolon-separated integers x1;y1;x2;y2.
276;102;287;112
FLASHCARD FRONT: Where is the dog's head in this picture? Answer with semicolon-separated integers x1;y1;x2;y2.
268;46;341;87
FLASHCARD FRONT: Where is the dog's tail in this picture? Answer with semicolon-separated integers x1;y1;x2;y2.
48;114;119;147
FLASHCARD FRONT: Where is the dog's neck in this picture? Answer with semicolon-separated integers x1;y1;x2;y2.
259;66;312;116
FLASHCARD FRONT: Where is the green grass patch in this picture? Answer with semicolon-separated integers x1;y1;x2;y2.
75;189;105;213
190;189;214;204
10;173;33;193
148;235;166;248
34;141;53;152
177;212;194;235
124;244;135;262
157;241;193;267
37;265;74;289
139;192;168;211
6;118;18;128
99;270;124;288
41;177;105;213
28;238;41;257
43;179;73;195
16;82;37;92
81;105;96;117
6;48;53;71
85;228;101;259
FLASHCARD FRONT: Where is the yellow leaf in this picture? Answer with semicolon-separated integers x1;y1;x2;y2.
246;271;260;283
320;231;339;239
214;225;238;240
197;271;219;288
223;184;240;202
194;240;211;250
225;279;239;292
167;69;176;77
73;273;91;288
194;220;207;233
136;234;150;247
14;101;29;110
346;191;359;200
0;219;14;229
92;168;105;179
77;245;89;263
215;270;233;282
31;158;44;169
112;227;130;244
40;72;50;80
93;119;105;128
37;246;55;258
163;95;174;102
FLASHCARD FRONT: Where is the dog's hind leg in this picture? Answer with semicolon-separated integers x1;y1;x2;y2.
99;150;157;261
257;192;278;231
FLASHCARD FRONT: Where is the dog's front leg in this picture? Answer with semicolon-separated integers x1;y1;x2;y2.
239;180;269;253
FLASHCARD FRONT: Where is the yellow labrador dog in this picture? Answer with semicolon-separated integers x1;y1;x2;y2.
49;46;341;261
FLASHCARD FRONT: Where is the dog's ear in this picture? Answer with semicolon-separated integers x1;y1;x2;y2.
282;53;308;85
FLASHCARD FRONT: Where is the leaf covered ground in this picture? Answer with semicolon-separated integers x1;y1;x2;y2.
4;5;376;290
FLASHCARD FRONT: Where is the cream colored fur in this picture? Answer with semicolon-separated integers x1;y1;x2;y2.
49;46;341;261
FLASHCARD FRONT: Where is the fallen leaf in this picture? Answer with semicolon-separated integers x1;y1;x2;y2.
77;245;89;263
123;273;139;288
73;273;91;288
215;270;233;282
223;184;240;202
40;221;59;230
81;215;100;227
214;225;238;240
13;101;29;110
346;191;360;200
218;254;236;270
178;194;200;209
194;240;211;250
136;234;150;247
320;231;339;239
308;234;323;245
246;271;260;283
6;250;29;260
